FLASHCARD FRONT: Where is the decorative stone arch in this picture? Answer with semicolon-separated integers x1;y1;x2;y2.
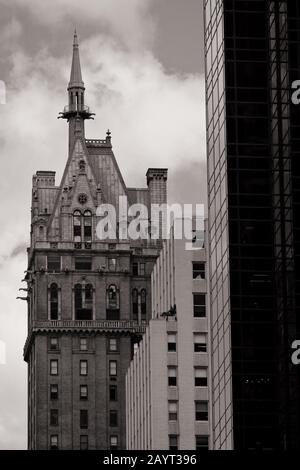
48;282;61;320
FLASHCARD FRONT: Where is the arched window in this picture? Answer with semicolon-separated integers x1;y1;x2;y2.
84;210;92;242
106;285;120;320
74;283;93;320
132;289;138;321
50;283;59;320
141;289;147;320
73;210;82;243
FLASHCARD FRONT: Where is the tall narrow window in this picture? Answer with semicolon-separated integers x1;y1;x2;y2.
195;401;208;421
195;368;208;387
107;285;120;320
84;210;92;242
50;409;59;427
169;435;178;450
141;289;147;320
80;360;88;376
167;333;177;352
50;435;58;450
75;284;93;320
108;258;117;271
196;435;209;451
50;384;58;400
109;360;117;377
80;410;88;429
47;254;61;273
50;337;59;351
80;338;88;351
80;435;88;450
80;385;88;400
193;294;206;318
132;289;138;321
110;435;118;449
50;360;58;376
73;210;82;243
139;263;145;276
132;263;138;276
50;283;59;320
168;367;177;386
109;385;117;401
194;333;207;352
168;401;178;421
193;262;205;280
109;410;118;427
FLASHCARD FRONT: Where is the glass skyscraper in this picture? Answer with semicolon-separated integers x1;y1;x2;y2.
204;0;300;449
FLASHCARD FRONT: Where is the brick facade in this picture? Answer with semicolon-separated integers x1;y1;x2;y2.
24;33;167;450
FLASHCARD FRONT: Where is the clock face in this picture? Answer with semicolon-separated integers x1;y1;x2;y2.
78;193;88;205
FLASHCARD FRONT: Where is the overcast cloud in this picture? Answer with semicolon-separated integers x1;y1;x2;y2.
0;0;205;449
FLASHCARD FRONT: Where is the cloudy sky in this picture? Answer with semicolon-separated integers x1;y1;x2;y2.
0;0;205;449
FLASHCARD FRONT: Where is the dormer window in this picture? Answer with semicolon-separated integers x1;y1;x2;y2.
74;210;82;242
73;210;93;244
79;160;86;172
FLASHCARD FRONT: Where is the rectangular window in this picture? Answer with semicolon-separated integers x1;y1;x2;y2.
80;409;88;429
167;333;176;352
168;367;177;387
193;294;206;317
50;409;58;427
47;254;61;272
50;384;58;400
195;368;208;387
139;263;145;276
108;338;118;352
168;401;178;421
132;263;138;276
109;410;118;427
195;401;208;421
75;256;92;271
50;337;59;351
80;385;88;400
50;360;58;376
110;435;118;450
108;258;117;271
50;435;58;450
196;435;209;451
109;385;117;401
80;360;88;376
193;262;205;280
169;435;178;450
109;361;117;377
80;435;88;451
194;333;207;352
80;338;88;351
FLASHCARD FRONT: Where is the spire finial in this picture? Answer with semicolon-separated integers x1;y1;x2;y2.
68;30;84;89
73;28;78;47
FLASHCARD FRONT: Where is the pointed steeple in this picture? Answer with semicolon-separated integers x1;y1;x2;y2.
58;31;95;154
68;29;84;90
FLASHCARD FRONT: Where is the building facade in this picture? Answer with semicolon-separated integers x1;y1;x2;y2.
23;32;167;450
204;0;300;449
126;221;212;450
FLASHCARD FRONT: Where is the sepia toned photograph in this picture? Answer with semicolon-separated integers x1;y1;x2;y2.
0;0;300;458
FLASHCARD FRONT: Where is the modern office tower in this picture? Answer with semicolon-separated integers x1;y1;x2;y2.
126;220;212;450
23;32;167;450
204;0;300;449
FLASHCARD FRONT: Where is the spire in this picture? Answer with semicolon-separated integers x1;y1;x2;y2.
68;29;84;90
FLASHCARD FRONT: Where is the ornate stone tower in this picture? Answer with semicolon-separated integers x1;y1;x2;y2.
24;32;168;450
